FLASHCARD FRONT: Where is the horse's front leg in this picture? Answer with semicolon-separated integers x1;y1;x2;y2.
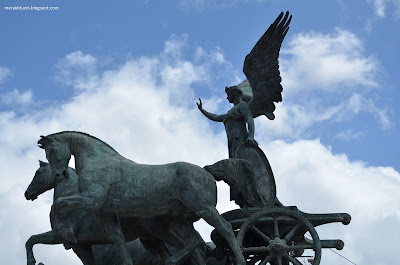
96;215;134;265
53;195;103;243
53;194;103;214
26;230;64;265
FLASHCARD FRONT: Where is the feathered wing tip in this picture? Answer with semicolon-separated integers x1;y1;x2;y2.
241;11;292;119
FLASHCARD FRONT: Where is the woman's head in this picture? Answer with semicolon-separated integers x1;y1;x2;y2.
225;86;242;103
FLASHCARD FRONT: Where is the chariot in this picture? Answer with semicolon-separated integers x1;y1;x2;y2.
208;143;351;265
210;206;351;265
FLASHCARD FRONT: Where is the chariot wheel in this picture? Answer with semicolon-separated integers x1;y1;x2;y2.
236;207;321;265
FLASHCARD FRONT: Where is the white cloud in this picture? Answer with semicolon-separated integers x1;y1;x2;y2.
256;92;391;142
0;66;12;84
255;29;391;139
375;0;386;17
1;34;398;265
281;29;378;92
365;0;400;29
367;0;400;17
55;51;99;90
330;93;391;130
162;34;189;59
194;47;226;65
335;129;365;141
347;93;392;130
0;89;33;106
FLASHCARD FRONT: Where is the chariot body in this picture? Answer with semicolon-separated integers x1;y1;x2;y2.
206;143;351;265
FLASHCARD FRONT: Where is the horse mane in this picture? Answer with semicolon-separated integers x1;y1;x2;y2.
46;131;119;154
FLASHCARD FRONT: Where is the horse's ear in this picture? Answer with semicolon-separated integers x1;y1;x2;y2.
38;135;53;149
38;160;48;167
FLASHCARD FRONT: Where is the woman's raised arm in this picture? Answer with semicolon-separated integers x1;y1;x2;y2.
197;98;226;122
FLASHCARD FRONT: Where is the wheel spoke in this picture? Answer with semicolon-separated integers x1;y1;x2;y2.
242;246;268;253
259;254;273;265
273;216;280;237
283;223;302;241
250;224;271;243
286;255;303;265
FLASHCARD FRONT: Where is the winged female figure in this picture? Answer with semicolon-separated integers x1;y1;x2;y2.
197;11;291;159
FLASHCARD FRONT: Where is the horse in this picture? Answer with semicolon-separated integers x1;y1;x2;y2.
25;160;161;265
38;131;245;265
25;160;214;265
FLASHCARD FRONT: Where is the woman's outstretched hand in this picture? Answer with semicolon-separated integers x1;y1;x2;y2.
196;98;203;110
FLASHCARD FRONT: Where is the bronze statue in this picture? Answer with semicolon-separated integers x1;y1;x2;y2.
198;12;292;209
197;86;257;159
25;11;352;265
198;11;292;159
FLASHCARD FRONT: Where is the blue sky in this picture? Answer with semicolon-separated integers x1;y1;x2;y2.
1;1;399;265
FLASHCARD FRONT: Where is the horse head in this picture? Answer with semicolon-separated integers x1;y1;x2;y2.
25;160;55;201
38;135;71;182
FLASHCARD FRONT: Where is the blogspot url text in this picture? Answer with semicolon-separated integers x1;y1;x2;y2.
4;6;60;11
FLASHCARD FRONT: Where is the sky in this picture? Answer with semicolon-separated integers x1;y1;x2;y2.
0;0;399;264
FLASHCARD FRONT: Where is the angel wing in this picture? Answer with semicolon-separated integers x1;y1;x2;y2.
239;11;292;120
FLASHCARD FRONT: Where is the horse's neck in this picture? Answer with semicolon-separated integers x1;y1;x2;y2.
65;132;118;173
53;170;79;200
